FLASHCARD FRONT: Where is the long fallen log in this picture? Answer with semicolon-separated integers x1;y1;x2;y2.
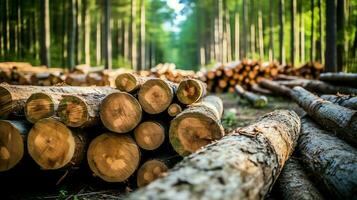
128;110;300;200
176;79;206;105
169;95;224;156
320;94;357;110
275;157;324;200
297;117;357;199
100;92;142;133
27;118;87;170
235;85;268;108
259;79;293;97
87;133;140;182
319;72;357;87
291;86;357;146
0;120;31;172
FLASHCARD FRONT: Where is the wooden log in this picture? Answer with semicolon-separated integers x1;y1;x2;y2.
24;86;116;123
176;79;206;105
65;74;87;86
297;117;357;199
259;79;293;97
138;79;176;114
115;73;147;92
235;85;268;108
100;92;142;133
320;94;357;110
128;110;300;199
27;118;87;170
291;86;357;146
319;72;357;85
275;157;324;200
169;95;224;156
0;120;31;172
134;121;166;150
136;156;181;187
167;103;182;117
251;84;273;95
87;133;140;182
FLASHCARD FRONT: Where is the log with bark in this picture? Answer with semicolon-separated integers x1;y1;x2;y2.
291;86;357;146
100;92;142;133
167;103;182;117
169;95;224;156
319;72;357;87
138;79;177;114
115;73;147;92
297;117;357;199
176;79;206;105
235;85;268;108
0;120;31;172
134;121;166;151
128;110;300;200
320;94;357;110
259;79;293;97
27;118;87;170
251;84;273;95
87;133;140;182
275;157;324;200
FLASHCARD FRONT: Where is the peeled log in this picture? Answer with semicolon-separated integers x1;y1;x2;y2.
275;157;324;200
87;133;140;182
138;79;176;114
129;110;300;200
320;94;357;110
291;86;357;146
100;92;142;133
235;85;268;108
169;95;224;156
167;103;182;117
298;117;357;199
177;79;206;105
134;121;166;150
115;73;147;92
0;120;31;172
27;118;87;170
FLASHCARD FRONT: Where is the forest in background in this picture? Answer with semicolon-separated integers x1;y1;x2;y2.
0;0;356;72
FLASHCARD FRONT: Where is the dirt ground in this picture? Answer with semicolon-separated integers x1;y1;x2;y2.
2;94;299;200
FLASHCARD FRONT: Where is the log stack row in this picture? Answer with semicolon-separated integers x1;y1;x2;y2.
0;75;224;188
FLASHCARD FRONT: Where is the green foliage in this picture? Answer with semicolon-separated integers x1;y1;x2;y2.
222;109;238;130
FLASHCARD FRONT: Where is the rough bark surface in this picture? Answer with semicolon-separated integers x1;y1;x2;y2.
275;157;324;200
298;117;357;199
291;86;357;146
259;79;293;97
129;110;300;200
320;94;357;110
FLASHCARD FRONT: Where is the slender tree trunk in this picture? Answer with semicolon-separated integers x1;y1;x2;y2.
40;0;50;67
124;21;129;63
68;0;77;70
268;1;273;61
96;20;101;66
242;0;247;58
299;1;305;63
17;0;21;58
290;0;296;66
1;0;7;57
325;0;337;72
250;0;255;58
6;0;10;55
62;0;68;66
317;0;323;63
131;0;137;70
103;0;112;70
83;0;90;65
140;0;145;70
76;0;82;64
311;0;315;61
234;12;240;61
279;0;285;65
225;6;232;62
117;20;122;61
336;0;345;71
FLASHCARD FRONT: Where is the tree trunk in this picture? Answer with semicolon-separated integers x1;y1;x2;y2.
291;86;357;146
298;117;357;199
317;0;323;63
242;0;247;58
299;1;305;64
311;0;315;61
320;94;357;110
131;0;137;70
96;20;101;66
325;0;337;72
336;0;345;71
40;0;50;67
290;0;297;66
235;85;268;108
103;0;112;70
68;0;77;70
234;12;240;60
140;0;145;70
249;1;256;58
100;92;142;133
87;133;140;182
0;120;31;172
169;95;224;156
129;110;300;199
177;79;206;105
134;120;166;151
275;157;324;200
28;118;87;170
279;0;285;65
115;73;148;93
83;0;90;65
268;0;273;61
167;103;182;117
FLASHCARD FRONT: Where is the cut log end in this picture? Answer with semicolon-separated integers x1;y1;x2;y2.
137;160;168;187
58;95;88;128
25;93;55;123
167;103;182;117
170;112;224;156
177;79;205;104
87;133;140;182
134;121;165;150
115;73;139;92
0;121;24;172
100;92;142;133
0;86;12;117
27;118;76;170
138;79;174;114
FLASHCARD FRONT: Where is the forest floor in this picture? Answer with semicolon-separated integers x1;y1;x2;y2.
3;94;299;200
